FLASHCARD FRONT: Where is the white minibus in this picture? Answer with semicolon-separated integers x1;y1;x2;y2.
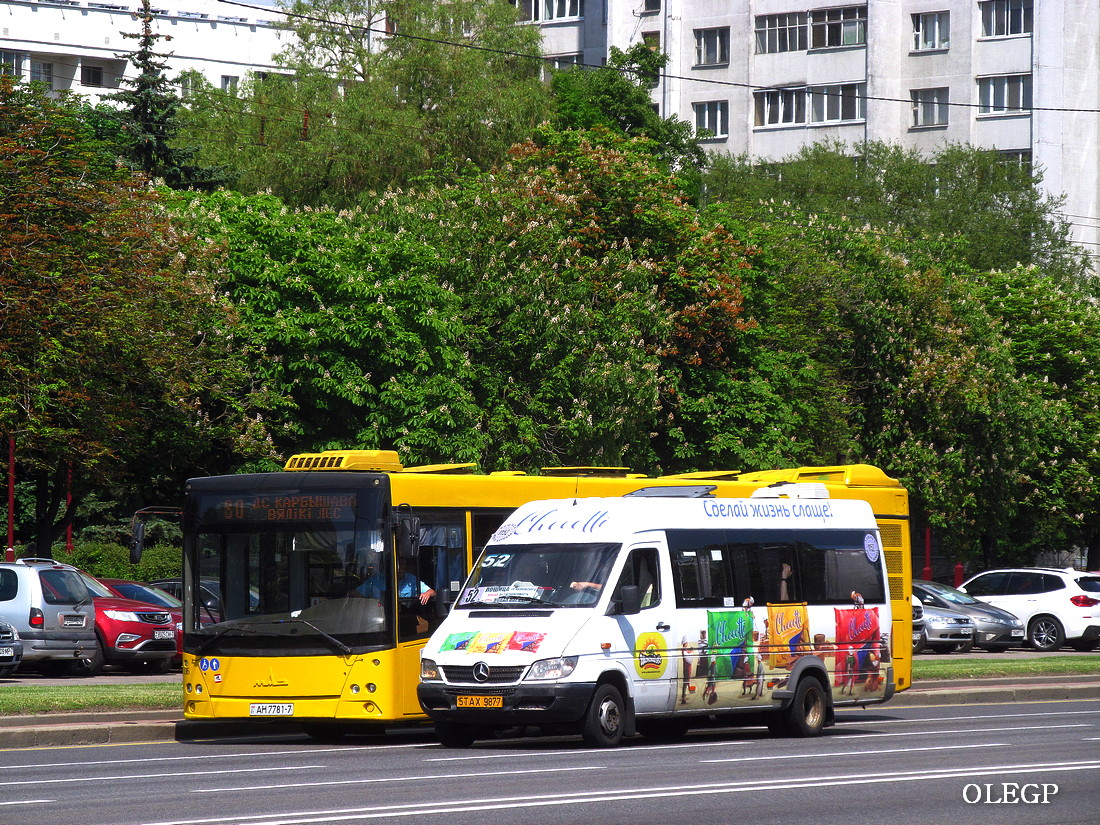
418;484;896;747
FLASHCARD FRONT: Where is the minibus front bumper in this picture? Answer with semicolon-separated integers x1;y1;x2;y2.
417;681;597;726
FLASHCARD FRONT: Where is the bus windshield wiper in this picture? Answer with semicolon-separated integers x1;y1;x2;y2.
195;624;259;655
271;618;353;654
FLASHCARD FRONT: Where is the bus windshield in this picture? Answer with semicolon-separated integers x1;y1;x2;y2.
184;482;394;656
456;542;621;608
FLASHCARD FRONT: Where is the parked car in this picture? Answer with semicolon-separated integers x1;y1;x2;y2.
959;567;1100;652
0;620;23;677
0;559;97;676
30;562;179;676
918;604;977;654
911;594;926;654
146;577;259;621
97;579;184;662
913;579;1024;651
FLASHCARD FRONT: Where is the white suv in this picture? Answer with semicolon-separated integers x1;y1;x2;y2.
959;567;1100;652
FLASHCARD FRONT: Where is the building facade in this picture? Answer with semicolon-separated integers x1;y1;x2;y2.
3;0;1097;259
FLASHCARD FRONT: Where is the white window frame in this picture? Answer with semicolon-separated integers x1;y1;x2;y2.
754;88;807;126
693;100;729;139
642;0;661;14
980;0;1033;37
1;50;24;77
30;60;54;87
80;64;105;88
912;11;949;51
810;6;867;49
755;13;808;54
694;27;730;67
808;82;866;123
221;75;239;93
977;74;1032;114
910;87;949;127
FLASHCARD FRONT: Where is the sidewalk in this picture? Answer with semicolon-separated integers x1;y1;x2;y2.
1;675;1096;748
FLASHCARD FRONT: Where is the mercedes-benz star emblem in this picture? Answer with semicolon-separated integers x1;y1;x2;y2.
472;661;491;682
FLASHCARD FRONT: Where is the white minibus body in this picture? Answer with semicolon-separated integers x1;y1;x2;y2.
418;486;895;747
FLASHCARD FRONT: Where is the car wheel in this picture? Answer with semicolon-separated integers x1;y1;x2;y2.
954;640;974;653
68;639;106;677
912;631;926;655
434;721;478;749
1069;639;1099;652
1027;615;1065;652
581;683;626;748
776;676;827;738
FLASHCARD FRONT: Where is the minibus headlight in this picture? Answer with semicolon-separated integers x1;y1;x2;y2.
420;658;441;681
524;656;578;681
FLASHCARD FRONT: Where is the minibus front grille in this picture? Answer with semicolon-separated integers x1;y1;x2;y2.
442;664;526;685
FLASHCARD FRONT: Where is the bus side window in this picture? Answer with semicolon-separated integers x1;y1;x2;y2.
666;530;734;608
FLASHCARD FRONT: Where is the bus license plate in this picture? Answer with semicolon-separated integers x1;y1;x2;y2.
457;695;502;709
249;703;294;717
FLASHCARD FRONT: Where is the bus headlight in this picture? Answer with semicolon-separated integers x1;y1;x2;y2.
524;656;578;681
420;658;441;681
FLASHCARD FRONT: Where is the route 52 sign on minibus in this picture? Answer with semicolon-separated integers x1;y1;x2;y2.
418;484;895;748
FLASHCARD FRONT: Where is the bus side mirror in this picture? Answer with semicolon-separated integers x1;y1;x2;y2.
130;521;146;564
397;516;420;559
617;585;642;616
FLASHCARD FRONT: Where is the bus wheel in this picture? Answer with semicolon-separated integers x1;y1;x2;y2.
779;677;827;738
581;683;626;748
434;721;477;748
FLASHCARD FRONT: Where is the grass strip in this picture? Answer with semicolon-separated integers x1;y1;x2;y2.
913;654;1099;681
0;682;181;715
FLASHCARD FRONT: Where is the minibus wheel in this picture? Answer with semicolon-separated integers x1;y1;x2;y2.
775;676;826;738
581;683;626;747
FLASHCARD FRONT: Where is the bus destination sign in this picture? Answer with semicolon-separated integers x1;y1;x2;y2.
198;493;357;525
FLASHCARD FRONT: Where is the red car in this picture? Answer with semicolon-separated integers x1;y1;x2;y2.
97;578;185;663
67;570;178;675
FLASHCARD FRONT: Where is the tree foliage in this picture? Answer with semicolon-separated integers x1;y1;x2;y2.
174;0;549;207
0;77;272;552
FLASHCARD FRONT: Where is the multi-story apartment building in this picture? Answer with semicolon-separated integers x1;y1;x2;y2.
3;0;1097;261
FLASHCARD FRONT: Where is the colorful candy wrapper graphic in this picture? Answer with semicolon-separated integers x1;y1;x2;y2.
767;603;809;670
708;609;753;680
467;632;513;654
834;607;880;687
440;631;479;652
506;632;546;653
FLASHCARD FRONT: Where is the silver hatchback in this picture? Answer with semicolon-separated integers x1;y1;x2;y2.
0;560;97;675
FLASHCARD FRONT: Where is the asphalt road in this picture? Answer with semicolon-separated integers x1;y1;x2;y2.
2;698;1098;825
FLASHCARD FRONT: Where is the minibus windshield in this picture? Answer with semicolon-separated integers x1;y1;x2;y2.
456;543;621;608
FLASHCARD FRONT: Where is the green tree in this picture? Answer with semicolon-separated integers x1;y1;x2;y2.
550;44;704;176
175;0;549;207
0;77;272;552
106;0;217;188
704;141;1090;284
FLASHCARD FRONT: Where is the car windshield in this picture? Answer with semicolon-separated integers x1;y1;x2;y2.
79;574;115;599
111;582;182;608
923;582;979;605
456;542;621;609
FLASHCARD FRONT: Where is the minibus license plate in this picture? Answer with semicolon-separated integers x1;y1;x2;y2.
250;703;294;717
457;695;502;709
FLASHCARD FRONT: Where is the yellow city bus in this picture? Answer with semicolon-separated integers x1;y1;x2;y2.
177;450;912;738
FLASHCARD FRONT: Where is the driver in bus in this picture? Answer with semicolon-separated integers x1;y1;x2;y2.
355;557;436;605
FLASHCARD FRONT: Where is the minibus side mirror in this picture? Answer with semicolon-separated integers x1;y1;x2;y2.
617;585;642;616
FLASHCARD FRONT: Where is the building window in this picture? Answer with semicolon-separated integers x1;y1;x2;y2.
808;82;866;122
693;100;729;139
642;0;661;13
911;87;949;127
221;75;239;93
980;0;1032;37
30;60;54;86
0;50;24;76
694;27;730;67
514;0;585;21
754;88;807;126
755;12;808;54
978;74;1031;114
642;30;660;50
810;6;867;49
81;65;104;87
912;11;949;50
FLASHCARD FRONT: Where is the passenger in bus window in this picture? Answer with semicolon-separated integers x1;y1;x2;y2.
779;562;793;601
356;558;435;604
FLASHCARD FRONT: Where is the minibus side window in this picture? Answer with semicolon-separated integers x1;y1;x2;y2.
611;548;660;609
667;530;734;607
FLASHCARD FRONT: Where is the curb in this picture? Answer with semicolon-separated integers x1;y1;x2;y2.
2;683;1096;748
